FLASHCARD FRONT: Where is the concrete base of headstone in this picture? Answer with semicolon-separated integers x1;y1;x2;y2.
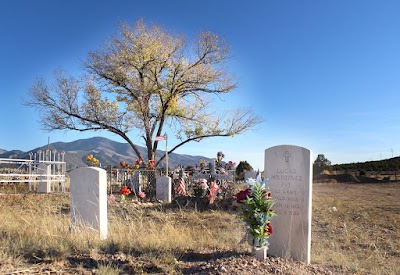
265;145;312;264
156;176;172;203
70;167;108;239
37;163;51;193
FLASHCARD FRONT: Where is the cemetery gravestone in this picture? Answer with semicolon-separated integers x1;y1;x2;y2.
264;145;312;264
37;163;51;193
70;167;108;239
156;176;172;203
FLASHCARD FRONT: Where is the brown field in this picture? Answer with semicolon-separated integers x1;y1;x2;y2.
312;182;400;274
0;182;399;274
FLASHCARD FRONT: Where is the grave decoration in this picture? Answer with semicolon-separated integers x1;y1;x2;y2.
119;185;131;202
193;178;208;197
198;159;207;170
85;154;99;167
216;151;225;166
110;158;155;201
174;168;187;196
108;181;148;204
208;180;220;204
190;151;236;203
236;177;276;260
224;160;237;171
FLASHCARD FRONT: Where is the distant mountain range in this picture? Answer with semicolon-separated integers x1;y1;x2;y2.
0;137;212;170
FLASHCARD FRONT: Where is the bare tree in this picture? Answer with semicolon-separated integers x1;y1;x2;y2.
26;20;263;166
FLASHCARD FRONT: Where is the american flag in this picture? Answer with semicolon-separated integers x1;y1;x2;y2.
155;135;167;141
175;178;186;196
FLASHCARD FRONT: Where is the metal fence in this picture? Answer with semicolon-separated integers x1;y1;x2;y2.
107;166;236;197
0;150;66;192
107;167;161;194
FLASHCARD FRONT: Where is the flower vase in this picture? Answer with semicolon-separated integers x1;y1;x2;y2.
254;246;268;260
247;235;268;260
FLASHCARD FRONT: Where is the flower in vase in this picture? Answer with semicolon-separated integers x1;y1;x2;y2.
236;178;276;248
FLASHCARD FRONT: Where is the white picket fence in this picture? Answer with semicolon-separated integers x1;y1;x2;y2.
0;149;67;192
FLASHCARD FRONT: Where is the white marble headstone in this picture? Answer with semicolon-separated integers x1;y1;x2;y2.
264;145;312;264
38;163;51;193
70;167;108;239
156;176;172;203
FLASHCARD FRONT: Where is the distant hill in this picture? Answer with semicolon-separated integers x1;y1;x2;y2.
0;137;212;170
0;150;24;159
333;157;400;172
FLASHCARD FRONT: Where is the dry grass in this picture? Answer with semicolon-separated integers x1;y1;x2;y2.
0;193;245;273
0;182;399;274
312;182;400;274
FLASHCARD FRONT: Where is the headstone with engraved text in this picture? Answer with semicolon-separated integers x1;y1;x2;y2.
264;145;312;264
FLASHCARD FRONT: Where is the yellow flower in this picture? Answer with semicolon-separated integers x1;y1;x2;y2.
86;155;93;162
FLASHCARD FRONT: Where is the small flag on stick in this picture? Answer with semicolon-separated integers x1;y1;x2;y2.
155;135;167;141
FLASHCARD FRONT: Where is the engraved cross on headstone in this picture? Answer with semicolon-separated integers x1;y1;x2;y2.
283;151;291;162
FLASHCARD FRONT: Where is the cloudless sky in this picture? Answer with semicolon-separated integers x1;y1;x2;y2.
1;0;400;170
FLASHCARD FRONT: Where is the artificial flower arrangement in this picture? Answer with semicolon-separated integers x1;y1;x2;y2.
118;185;146;203
196;159;208;170
216;151;225;166
236;178;276;248
119;185;131;202
224;160;237;171
86;154;100;167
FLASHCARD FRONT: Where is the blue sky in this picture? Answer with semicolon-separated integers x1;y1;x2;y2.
1;0;400;170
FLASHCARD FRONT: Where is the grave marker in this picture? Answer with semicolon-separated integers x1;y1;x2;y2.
156;176;172;203
37;163;51;193
264;145;312;264
70;167;108;239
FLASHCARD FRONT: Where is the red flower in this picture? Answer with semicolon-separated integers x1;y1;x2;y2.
264;223;273;235
148;160;155;170
265;191;271;200
120;186;131;196
236;188;251;203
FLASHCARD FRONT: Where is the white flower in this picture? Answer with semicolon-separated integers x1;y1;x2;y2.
245;177;256;187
